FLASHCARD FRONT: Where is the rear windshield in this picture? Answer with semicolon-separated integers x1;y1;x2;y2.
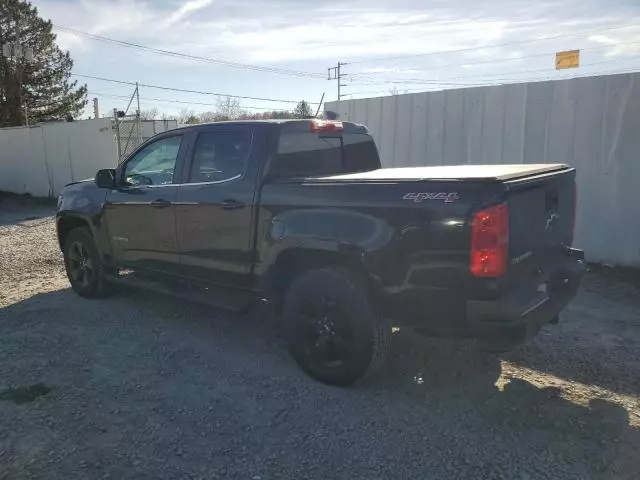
275;132;381;177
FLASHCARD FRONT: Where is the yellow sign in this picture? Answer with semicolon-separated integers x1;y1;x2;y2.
556;50;580;70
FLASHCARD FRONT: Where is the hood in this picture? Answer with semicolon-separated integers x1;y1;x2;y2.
64;177;94;188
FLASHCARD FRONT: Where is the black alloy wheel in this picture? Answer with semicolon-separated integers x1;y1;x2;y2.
67;240;94;288
282;267;390;386
296;294;356;373
63;227;110;298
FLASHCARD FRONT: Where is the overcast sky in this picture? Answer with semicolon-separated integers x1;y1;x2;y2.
33;0;640;117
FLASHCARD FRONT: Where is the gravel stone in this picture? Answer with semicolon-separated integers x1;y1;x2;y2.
1;202;639;479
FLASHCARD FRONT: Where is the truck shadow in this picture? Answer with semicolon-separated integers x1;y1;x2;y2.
369;330;640;475
2;288;639;477
502;271;640;398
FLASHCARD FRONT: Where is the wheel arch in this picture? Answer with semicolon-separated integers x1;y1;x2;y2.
261;246;382;312
56;214;92;251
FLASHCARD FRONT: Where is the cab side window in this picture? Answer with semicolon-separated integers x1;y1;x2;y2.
124;135;183;186
187;131;252;183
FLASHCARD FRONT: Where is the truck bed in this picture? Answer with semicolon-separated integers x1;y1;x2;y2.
316;164;569;182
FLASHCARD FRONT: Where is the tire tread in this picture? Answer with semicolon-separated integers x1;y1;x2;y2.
64;227;111;298
283;266;390;385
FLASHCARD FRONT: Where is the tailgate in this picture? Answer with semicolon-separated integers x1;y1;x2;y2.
504;168;576;287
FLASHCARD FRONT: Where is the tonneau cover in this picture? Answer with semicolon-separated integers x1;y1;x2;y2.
316;164;569;182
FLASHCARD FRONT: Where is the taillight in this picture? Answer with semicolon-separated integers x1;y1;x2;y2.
310;119;343;132
470;203;509;277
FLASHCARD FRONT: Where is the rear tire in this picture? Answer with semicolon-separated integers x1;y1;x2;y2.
282;267;390;386
63;227;111;298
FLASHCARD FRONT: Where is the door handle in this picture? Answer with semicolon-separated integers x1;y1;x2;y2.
221;199;245;210
150;199;171;208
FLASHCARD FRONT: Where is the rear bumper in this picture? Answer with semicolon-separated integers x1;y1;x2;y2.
465;248;585;348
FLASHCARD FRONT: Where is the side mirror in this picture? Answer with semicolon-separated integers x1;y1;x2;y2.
95;169;116;188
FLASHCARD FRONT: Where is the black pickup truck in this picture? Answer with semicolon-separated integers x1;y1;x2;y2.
56;119;584;385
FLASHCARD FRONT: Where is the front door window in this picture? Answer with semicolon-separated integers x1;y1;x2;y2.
123;136;183;186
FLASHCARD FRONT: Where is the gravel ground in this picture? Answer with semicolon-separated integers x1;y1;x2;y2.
1;202;639;480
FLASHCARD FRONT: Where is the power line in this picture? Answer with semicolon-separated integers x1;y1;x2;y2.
72;73;318;104
343;87;448;97
343;68;640;97
343;78;504;87
345;22;640;65
54;25;325;79
89;91;293;111
344;54;640;86
348;38;640;79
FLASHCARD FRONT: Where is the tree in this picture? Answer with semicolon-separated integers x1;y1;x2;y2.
388;87;408;95
0;0;87;126
238;110;291;120
268;110;294;119
176;107;199;124
214;95;243;121
139;107;159;120
293;100;313;118
198;96;245;122
198;110;217;123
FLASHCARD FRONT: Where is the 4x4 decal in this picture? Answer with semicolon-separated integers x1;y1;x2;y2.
403;192;459;203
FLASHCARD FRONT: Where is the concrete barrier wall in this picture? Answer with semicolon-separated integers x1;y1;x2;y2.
0;118;118;197
0;118;179;198
326;72;640;267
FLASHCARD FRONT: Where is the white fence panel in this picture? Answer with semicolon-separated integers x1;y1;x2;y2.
0;118;178;198
0;119;117;197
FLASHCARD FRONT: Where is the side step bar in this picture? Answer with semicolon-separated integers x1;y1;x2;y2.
106;272;257;313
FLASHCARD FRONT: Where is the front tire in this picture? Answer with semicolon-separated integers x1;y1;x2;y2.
282;267;390;386
63;227;110;298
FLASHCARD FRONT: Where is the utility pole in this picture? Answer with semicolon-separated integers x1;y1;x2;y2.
113;108;122;160
328;62;348;102
135;82;141;144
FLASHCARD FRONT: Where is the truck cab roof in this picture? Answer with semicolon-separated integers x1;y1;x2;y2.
171;119;368;134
